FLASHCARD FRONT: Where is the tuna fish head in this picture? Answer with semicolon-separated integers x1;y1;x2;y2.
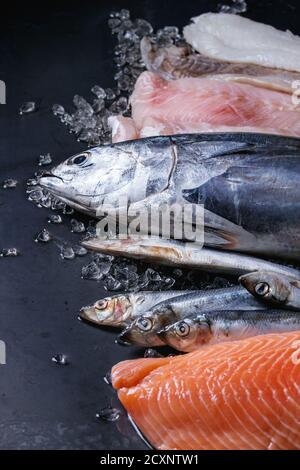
39;139;175;216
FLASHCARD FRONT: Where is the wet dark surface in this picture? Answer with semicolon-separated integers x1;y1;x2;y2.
0;0;299;450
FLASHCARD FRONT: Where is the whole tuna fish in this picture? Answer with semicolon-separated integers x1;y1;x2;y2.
39;133;300;259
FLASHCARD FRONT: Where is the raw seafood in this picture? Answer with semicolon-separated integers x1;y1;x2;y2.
112;331;300;449
240;271;300;310
160;309;300;352
83;237;300;278
40;133;300;260
141;37;300;93
124;71;300;140
184;13;300;72
118;286;267;347
80;290;197;328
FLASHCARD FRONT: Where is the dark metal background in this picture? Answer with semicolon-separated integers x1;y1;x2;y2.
0;0;298;450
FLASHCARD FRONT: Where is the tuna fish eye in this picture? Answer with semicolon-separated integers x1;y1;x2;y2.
69;153;89;166
175;321;190;338
137;317;153;332
95;300;108;310
255;282;270;296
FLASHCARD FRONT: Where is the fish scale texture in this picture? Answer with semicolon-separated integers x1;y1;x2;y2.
112;332;300;450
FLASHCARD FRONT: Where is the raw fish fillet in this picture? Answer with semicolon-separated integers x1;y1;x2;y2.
112;331;300;450
110;71;300;142
184;13;300;72
108;116;138;143
141;37;300;94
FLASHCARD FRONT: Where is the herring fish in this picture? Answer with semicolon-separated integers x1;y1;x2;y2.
160;309;300;352
118;286;268;347
184;13;300;73
83;237;300;279
240;271;300;311
112;332;300;449
141;37;300;93
39;133;300;260
79;290;197;328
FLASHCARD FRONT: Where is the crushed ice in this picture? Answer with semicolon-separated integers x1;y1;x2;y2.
51;353;69;365
218;0;247;14
38;153;52;166
19;101;36;115
2;179;18;189
51;9;185;147
0;248;20;257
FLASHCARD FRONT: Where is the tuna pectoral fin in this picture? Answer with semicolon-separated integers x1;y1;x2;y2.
203;210;258;251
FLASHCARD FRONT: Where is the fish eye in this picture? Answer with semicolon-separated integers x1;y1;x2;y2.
137;317;153;332
95;299;108;310
255;282;270;296
68;153;89;166
175;321;190;337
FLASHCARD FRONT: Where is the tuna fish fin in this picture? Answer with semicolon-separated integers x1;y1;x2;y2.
203;210;258;251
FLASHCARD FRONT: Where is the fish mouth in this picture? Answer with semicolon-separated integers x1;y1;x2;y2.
79;306;114;325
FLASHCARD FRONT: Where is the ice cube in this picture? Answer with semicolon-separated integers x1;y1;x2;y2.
35;228;52;243
51;354;69;365
52;104;65;115
19;101;36;115
48;214;62;224
91;85;106;99
2;178;18;189
0;248;20;257
38;153;52;166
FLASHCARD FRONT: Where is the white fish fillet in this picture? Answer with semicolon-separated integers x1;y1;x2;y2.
184;13;300;73
109;71;300;143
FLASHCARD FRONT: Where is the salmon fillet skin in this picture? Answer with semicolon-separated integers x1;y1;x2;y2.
112;332;300;450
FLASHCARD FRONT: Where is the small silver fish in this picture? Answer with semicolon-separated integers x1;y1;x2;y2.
159;309;300;352
83;236;300;279
117;286;267;347
239;271;300;310
80;290;196;328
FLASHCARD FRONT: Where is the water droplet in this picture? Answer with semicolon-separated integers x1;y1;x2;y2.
3;179;18;189
0;248;20;257
96;406;121;422
19;101;36;115
51;354;69;365
35;228;52;243
38;153;52;166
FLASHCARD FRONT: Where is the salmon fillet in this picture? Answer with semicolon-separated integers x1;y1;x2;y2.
112;332;300;450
